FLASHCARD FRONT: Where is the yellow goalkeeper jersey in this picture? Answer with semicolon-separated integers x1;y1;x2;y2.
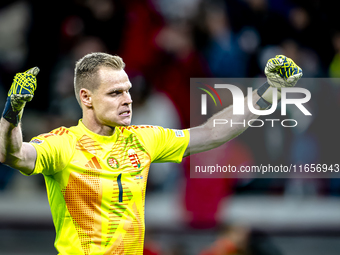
27;120;189;255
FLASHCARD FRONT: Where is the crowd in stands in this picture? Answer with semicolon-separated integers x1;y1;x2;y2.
1;0;340;235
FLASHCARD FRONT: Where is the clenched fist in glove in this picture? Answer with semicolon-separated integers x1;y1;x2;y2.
2;67;40;126
257;55;303;108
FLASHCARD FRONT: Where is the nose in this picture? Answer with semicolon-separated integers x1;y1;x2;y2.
123;91;133;105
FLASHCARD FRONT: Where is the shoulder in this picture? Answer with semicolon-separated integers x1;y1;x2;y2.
117;125;188;142
38;127;71;137
30;126;77;146
116;125;163;148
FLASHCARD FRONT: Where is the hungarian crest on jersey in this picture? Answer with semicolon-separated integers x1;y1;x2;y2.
107;156;119;169
128;149;141;169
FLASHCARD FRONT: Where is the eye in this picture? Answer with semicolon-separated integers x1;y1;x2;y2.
110;91;121;96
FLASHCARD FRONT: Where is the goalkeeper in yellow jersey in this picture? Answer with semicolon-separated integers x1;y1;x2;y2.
0;53;302;255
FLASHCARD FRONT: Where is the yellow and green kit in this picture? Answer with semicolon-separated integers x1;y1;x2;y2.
26;120;189;255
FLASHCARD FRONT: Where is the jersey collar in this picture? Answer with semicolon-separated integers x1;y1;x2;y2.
78;120;120;146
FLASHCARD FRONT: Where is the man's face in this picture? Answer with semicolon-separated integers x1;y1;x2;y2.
90;67;132;127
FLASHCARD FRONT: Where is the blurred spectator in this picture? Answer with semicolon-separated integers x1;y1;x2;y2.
119;0;164;76
0;1;30;72
152;20;209;128
0;0;339;211
287;5;333;72
48;36;107;129
156;0;202;22
200;0;248;77
66;0;126;53
240;0;290;47
1;1;340;255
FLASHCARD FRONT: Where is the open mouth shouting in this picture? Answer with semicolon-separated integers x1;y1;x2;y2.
119;110;131;117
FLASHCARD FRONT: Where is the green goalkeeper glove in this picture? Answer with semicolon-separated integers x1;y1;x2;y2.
2;67;40;126
265;55;303;87
257;55;303;108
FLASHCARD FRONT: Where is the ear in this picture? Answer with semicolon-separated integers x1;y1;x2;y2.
79;88;92;108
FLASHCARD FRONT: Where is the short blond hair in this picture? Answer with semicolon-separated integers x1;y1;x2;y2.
74;52;125;105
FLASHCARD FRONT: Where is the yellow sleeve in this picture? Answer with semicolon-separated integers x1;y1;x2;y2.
134;126;189;163
27;132;74;176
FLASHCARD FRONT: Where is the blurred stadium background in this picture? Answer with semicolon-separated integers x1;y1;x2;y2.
1;0;340;254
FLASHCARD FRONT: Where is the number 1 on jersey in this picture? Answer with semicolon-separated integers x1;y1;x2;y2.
117;173;123;202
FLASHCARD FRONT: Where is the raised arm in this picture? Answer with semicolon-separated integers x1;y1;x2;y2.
184;55;303;157
0;67;40;175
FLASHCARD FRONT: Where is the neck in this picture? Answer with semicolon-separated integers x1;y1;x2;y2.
82;114;116;136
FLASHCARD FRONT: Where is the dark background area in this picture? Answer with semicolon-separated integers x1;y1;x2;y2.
1;0;340;254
